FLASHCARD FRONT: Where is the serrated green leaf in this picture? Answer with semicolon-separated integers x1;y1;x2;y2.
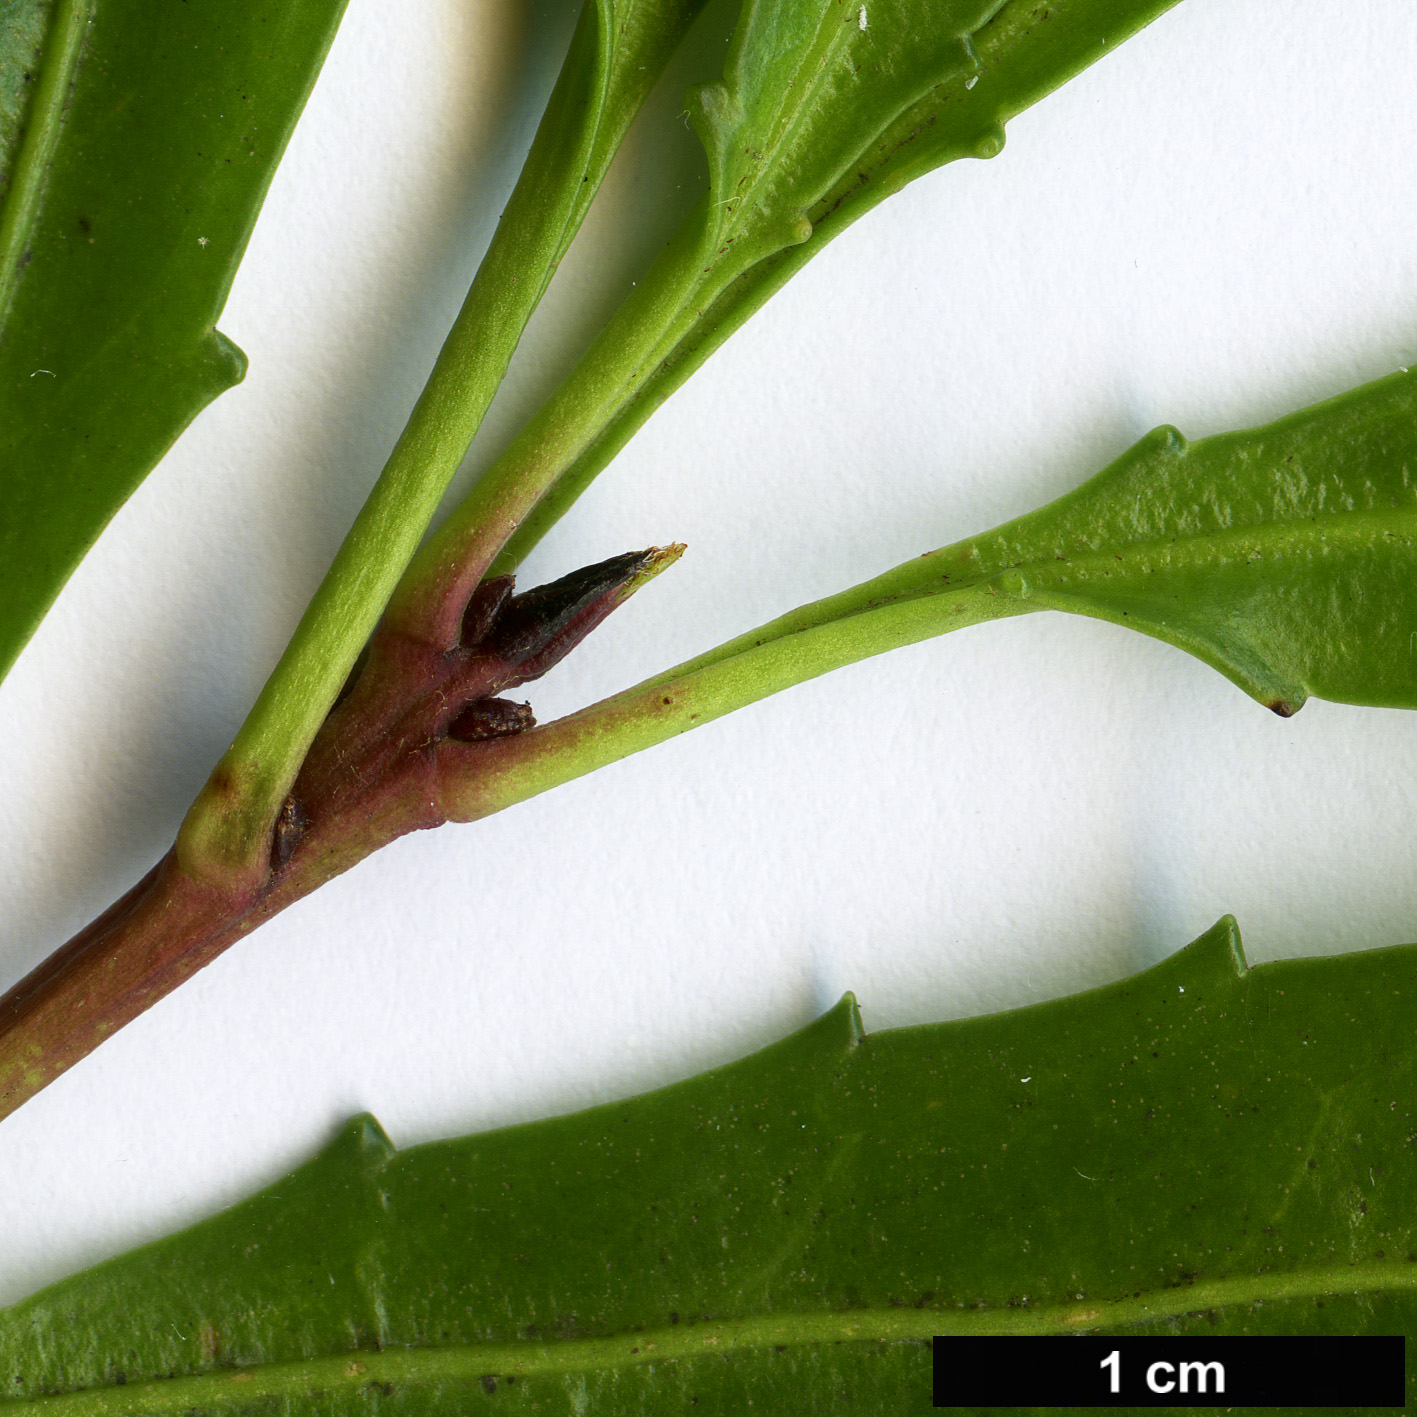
685;0;1004;281
477;363;1417;814
2;920;1413;1413
454;0;1184;575
0;0;348;685
944;366;1417;714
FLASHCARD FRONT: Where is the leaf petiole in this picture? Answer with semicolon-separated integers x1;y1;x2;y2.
449;364;1417;816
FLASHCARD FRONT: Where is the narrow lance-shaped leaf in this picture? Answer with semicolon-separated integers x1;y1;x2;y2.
944;365;1417;714
396;0;1184;598
0;0;350;685
1;920;1414;1413
454;361;1417;818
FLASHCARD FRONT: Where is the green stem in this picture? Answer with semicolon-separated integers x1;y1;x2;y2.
399;0;1186;588
178;0;1186;885
175;0;703;887
385;201;733;635
0;541;1019;1121
445;575;1032;822
0;0;95;326
0;548;683;1123
7;1263;1411;1414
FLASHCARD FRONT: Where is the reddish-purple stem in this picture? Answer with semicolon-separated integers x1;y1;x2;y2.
0;548;677;1121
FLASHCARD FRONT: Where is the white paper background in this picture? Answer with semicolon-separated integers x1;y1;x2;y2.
3;0;1417;1305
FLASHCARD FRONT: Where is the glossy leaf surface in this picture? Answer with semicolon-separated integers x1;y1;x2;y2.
2;919;1413;1413
0;0;348;684
482;361;1417;814
947;366;1417;713
713;361;1417;717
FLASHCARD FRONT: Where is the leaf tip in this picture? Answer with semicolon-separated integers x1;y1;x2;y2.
970;122;1005;161
209;329;248;388
776;992;865;1070
1189;914;1249;981
831;990;865;1047
329;1112;397;1171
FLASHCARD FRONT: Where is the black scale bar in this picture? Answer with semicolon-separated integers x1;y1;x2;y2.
933;1335;1405;1407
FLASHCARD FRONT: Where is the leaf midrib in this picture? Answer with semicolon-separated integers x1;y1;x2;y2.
708;7;986;273
710;10;858;243
7;1259;1412;1415
799;504;1417;633
969;502;1417;600
0;0;93;329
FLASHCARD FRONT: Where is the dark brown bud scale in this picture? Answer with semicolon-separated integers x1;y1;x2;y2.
447;697;535;743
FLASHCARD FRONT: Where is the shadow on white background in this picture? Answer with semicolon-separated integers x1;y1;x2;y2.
2;0;1416;1305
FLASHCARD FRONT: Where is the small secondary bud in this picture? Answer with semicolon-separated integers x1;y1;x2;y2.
272;795;309;868
447;697;535;743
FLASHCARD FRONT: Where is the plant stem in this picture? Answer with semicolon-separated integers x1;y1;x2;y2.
0;0;1189;1120
0;556;1026;1122
175;0;712;890
384;212;725;637
395;0;1186;589
177;0;1187;884
446;582;1031;821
